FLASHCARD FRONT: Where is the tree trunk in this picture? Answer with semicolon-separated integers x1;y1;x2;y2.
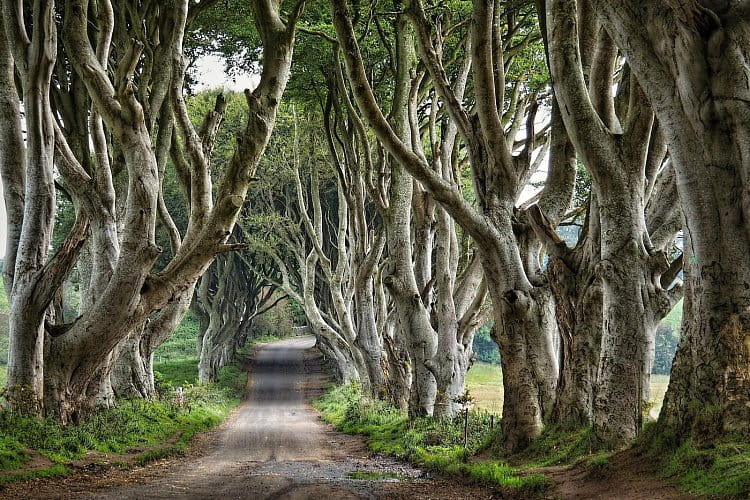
382;327;412;410
590;0;750;444
354;280;386;396
2;1;58;414
549;259;602;428
111;330;154;399
113;287;194;396
490;282;559;451
593;197;651;443
384;164;437;417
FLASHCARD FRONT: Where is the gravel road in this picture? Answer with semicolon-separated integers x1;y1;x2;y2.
3;337;498;499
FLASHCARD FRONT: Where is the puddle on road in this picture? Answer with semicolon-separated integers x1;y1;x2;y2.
346;471;410;482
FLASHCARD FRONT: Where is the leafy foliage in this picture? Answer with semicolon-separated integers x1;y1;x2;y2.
472;323;500;364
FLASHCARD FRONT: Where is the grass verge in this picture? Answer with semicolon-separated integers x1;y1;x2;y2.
0;356;247;485
639;424;750;497
313;383;550;497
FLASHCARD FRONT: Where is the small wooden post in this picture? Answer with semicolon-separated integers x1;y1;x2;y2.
463;408;469;461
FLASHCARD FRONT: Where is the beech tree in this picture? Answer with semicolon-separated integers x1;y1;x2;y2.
543;0;683;444
1;0;303;421
196;238;282;383
331;0;574;450
587;0;750;443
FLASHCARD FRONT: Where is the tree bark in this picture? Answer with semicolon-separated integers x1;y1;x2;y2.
2;0;58;414
590;0;750;443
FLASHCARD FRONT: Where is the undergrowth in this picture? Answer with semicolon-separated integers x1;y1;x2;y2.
511;424;606;467
0;356;247;484
313;383;550;497
638;423;750;497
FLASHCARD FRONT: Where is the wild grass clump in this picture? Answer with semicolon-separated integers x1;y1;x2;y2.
0;465;69;486
638;422;750;497
0;354;247;484
661;439;750;497
511;424;606;467
313;383;550;496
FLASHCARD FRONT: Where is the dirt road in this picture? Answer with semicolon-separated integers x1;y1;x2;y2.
4;337;497;499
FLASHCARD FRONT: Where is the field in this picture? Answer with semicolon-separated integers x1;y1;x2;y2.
467;362;671;419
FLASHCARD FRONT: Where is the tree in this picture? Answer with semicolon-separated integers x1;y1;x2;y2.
1;0;303;422
331;0;573;450
589;0;750;443
544;0;683;444
1;0;88;414
196;238;282;384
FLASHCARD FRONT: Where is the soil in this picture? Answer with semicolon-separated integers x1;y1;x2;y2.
0;337;698;499
0;338;498;499
539;448;698;499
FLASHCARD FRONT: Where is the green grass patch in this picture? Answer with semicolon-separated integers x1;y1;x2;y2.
0;351;247;484
0;387;232;470
638;425;750;498
314;383;550;496
0;464;69;486
664;440;750;497
0;283;9;370
511;424;607;467
154;357;200;388
466;362;503;414
467;362;672;421
153;310;201;363
662;299;682;332
0;284;9;314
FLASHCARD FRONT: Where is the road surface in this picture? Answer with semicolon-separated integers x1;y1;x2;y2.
4;337;497;499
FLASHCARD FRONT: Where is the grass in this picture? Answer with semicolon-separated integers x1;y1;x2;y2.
0;465;69;486
648;375;670;419
638;424;750;497
467;363;672;420
662;300;683;332
0;308;250;485
313;383;550;496
0;284;9;314
0;284;8;386
512;425;606;467
662;440;750;497
153;310;201;363
154;358;200;387
0;354;246;480
465;362;503;413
